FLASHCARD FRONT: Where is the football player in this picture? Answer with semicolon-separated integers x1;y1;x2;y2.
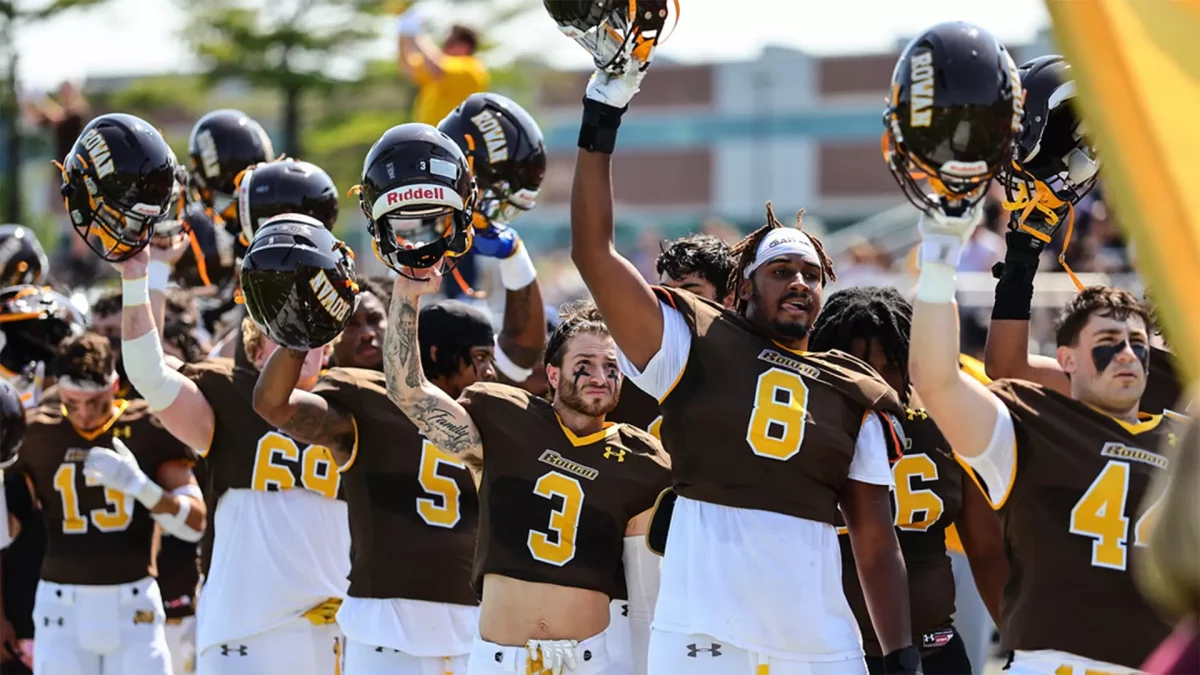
0;225;49;288
552;1;916;672
187;109;275;235
0;378;28;669
115;231;351;675
327;276;391;371
10;332;202;675
984;55;1188;415
385;251;671;675
0;286;85;409
808;287;1008;674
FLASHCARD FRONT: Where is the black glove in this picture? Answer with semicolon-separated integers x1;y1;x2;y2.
991;229;1044;321
882;645;922;675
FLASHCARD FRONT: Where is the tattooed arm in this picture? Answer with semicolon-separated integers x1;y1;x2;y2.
383;276;484;465
252;348;356;466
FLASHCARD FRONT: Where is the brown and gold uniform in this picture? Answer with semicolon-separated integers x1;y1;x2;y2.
311;367;478;607
608;382;662;440
459;383;671;597
978;380;1177;669
15;399;196;585
839;399;964;658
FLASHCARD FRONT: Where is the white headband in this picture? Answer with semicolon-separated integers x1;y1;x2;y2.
56;373;119;393
742;228;820;279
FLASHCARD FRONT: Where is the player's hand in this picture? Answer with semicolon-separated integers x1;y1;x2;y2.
527;639;577;675
471;221;521;260
112;245;151;279
84;439;152;502
150;230;191;265
394;5;424;37
393;259;444;299
916;200;984;268
0;615;21;663
585;62;650;110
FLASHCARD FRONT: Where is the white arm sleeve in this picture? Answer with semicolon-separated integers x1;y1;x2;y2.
151;484;205;543
615;302;692;401
959;398;1017;508
623;535;660;675
122;331;186;411
847;413;895;486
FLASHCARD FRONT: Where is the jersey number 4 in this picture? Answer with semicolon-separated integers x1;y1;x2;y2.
528;471;585;567
53;463;134;534
1069;459;1161;570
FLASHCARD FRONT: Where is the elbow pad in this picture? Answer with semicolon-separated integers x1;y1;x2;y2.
151;485;204;543
122;331;185;411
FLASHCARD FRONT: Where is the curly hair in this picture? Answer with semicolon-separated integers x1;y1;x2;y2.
545;301;610;370
51;332;114;386
1055;286;1152;347
656;235;734;298
91;291;122;319
808;286;912;396
359;276;392;313
728;202;836;313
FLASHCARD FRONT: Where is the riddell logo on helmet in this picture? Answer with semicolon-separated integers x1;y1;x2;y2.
386;186;445;206
909;50;935;128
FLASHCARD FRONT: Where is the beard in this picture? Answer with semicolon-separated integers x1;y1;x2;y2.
772;317;811;339
557;377;618;417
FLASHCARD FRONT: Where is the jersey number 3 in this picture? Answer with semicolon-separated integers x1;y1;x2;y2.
528;471;585;567
747;368;810;461
53;463;134;534
1070;459;1161;570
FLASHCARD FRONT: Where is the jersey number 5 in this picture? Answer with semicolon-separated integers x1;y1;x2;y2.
53;463;134;534
1069;459;1161;570
747;368;810;461
251;432;340;500
417;440;468;528
527;471;585;567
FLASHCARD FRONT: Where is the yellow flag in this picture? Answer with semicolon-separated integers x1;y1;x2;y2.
1046;0;1200;382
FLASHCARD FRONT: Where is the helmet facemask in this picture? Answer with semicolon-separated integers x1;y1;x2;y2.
362;185;476;280
882;113;1006;217
61;157;161;263
477;182;538;226
553;0;676;75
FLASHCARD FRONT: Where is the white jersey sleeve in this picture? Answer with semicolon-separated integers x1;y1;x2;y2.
615;302;692;401
958;397;1017;507
847;413;894;486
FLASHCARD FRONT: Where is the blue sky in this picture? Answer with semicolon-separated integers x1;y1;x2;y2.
14;0;1051;90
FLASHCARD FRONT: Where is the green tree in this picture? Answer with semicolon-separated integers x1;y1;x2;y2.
0;0;111;222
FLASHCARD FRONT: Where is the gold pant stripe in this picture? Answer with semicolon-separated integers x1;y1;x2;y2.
303;597;343;626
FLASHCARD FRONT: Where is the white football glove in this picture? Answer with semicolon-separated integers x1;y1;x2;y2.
585;65;649;109
395;6;425;37
83;439;163;508
527;639;578;675
916;200;985;269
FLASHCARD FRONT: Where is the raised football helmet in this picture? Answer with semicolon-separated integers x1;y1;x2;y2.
357;123;476;274
545;0;676;74
170;202;239;290
60;113;178;261
0;225;49;287
0;378;24;469
883;22;1024;214
0;285;86;381
236;158;339;243
240;214;359;350
438;93;546;227
187;109;275;228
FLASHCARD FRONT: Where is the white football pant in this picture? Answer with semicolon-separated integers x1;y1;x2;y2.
343;639;468;675
165;616;197;674
32;577;172;675
196;615;342;675
606;600;632;674
467;631;624;675
950;551;995;673
647;629;867;675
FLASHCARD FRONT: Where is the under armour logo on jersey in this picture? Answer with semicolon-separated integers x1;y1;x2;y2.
686;643;722;657
906;408;928;421
603;446;625;462
112;426;132;439
220;644;248;656
132;610;156;624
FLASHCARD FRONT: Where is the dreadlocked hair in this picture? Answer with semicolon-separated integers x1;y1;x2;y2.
544;301;610;396
727;202;836;313
807;286;913;396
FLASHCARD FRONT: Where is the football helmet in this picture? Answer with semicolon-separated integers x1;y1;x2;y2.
0;224;49;287
240;214;359;350
170;202;239;290
357;123;476;274
0;286;86;379
438;93;546;227
60;113;178;261
545;0;676;74
0;378;24;469
883;21;1024;214
235;158;338;243
187;109;275;228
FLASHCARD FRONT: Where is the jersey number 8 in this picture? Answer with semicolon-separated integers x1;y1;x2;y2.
746;368;810;461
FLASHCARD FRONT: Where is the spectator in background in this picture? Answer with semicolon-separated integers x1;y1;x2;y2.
959;198;1005;272
22;81;90;213
395;7;489;126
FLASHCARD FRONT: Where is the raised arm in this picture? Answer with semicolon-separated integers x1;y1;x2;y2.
118;249;215;451
985;229;1071;393
471;223;546;380
252;348;356;465
383;272;482;465
570;68;665;370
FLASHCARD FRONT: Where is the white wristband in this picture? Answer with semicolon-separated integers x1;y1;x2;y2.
135;479;165;510
498;242;538;291
918;234;967;269
493;340;534;383
122;275;150;307
147;260;171;292
916;262;958;304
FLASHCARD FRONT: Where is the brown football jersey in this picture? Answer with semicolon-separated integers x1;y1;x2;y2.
157;534;200;619
652;287;903;524
839;400;963;657
460;383;671;598
16;399;198;585
181;358;345;575
983;379;1176;668
608;381;662;440
312;367;478;606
